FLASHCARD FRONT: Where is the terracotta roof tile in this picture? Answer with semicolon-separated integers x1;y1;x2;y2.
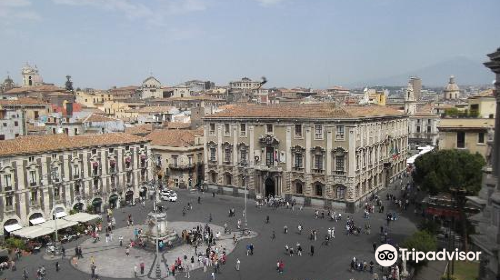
165;122;191;129
0;97;49;106
82;113;120;123
5;85;65;94
125;124;153;135
206;103;404;119
146;129;201;147
0;133;147;157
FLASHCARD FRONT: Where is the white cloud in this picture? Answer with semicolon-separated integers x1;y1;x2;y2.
0;0;41;25
255;0;286;7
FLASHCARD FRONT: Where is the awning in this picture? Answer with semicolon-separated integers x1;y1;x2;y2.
40;219;78;231
109;194;118;202
62;213;100;223
30;217;46;225
4;224;22;233
55;212;67;218
12;226;53;239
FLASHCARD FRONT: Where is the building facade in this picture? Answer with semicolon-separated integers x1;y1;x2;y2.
437;118;494;159
444;76;460;100
0;133;150;236
146;129;204;190
203;103;408;212
140;76;162;99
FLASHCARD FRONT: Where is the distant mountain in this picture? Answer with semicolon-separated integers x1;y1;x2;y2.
352;57;494;88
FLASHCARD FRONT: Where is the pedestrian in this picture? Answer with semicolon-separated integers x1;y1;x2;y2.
198;196;201;204
211;272;216;280
23;268;28;280
56;261;60;272
119;235;123;246
75;246;79;259
185;263;190;278
271;230;276;240
72;256;78;268
236;258;240;271
91;264;96;279
250;243;254;255
126;246;130;256
90;255;95;265
266;215;269;223
209;213;213;222
310;245;315;256
134;265;138;277
373;242;377;252
140;262;145;275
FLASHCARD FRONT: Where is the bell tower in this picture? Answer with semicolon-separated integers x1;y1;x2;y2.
404;80;416;115
21;63;43;87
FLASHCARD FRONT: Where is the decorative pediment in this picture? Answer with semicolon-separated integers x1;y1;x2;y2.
291;145;305;153
237;142;249;149
259;134;280;146
332;146;347;154
310;146;326;154
222;142;233;149
207;141;217;148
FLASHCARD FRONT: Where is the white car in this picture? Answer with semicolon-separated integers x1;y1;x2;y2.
161;192;177;202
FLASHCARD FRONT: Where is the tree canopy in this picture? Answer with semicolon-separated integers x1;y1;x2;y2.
412;149;485;196
402;230;438;266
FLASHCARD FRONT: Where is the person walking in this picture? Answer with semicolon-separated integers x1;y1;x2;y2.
236;259;240;271
310;245;315;256
140;262;145;275
373;242;377;252
133;265;138;277
23;268;28;280
126;246;130;256
266;215;269;224
55;261;60;272
91;264;96;279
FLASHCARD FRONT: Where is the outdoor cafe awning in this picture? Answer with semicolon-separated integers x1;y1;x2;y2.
4;223;22;233
62;213;100;223
12;226;53;239
30;217;46;225
13;219;78;239
55;211;68;218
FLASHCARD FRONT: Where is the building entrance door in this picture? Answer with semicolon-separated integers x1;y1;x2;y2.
265;177;275;197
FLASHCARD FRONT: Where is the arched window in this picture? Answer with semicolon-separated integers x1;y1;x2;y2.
210;172;217;184
315;183;323;197
295;182;303;194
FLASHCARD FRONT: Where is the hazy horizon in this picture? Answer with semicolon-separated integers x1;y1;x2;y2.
1;0;498;89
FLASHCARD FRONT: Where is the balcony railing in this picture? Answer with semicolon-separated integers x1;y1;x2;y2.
292;166;304;172
334;170;346;175
169;163;195;170
312;168;324;174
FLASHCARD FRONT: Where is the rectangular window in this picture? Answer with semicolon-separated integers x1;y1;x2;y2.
109;148;114;153
294;153;303;168
224;148;231;163
478;132;485;144
6;196;13;207
4;174;12;188
266;124;273;134
336;156;344;171
457;131;465;148
224;123;230;135
209;123;216;135
29;170;37;185
240;149;247;163
240;123;246;137
31;190;37;202
52;154;57;160
336;125;345;140
427;126;431;133
294;124;302;137
92;149;97;155
172;156;178;167
416;126;421;133
314;155;323;170
210;148;216;161
314;125;323;139
28;156;34;162
14;121;18;127
188;156;193;165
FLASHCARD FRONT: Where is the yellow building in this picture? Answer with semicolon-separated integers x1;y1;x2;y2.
438;118;494;159
468;89;496;118
204;103;409;212
75;90;114;108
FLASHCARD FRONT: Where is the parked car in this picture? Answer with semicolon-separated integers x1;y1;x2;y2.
161;192;177;202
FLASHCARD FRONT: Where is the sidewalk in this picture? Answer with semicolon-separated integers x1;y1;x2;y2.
414;261;447;280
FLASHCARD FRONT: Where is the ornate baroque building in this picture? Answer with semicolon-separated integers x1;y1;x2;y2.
0;133;150;236
203;103;409;212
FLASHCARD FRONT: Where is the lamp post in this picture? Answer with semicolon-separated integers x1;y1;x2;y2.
155;214;161;279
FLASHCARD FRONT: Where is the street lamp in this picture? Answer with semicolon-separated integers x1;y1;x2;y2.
43;166;61;256
241;163;249;234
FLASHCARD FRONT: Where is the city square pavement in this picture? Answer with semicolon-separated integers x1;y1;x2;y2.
0;175;419;280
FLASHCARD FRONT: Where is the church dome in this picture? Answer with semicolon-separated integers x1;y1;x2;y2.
444;76;460;92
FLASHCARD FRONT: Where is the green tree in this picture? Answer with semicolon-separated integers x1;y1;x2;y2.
412;149;485;196
402;230;438;266
412;149;485;252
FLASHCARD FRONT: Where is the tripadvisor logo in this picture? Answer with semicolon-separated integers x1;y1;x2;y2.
375;244;482;267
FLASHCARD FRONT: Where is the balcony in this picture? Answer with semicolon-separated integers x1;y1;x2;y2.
29;181;37;187
334;170;346;176
4;186;13;192
292;166;304;172
169;163;195;170
312;168;324;174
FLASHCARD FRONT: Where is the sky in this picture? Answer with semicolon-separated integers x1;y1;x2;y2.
0;0;499;89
